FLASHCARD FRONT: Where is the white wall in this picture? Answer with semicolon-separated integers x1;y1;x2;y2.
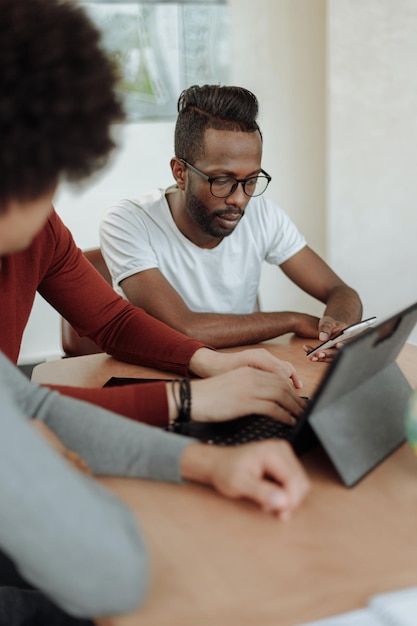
327;0;417;342
19;0;417;363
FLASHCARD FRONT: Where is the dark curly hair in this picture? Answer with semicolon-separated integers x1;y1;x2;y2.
174;84;262;164
0;0;125;210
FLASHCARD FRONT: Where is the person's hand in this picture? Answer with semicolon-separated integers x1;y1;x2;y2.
317;315;349;343
303;315;352;362
193;368;306;425
302;344;339;362
180;440;310;520
32;419;92;475
167;367;306;425
292;312;321;338
189;347;303;390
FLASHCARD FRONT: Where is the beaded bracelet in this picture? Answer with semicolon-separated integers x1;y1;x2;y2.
169;378;192;431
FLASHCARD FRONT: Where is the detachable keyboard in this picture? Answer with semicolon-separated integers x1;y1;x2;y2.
168;400;318;455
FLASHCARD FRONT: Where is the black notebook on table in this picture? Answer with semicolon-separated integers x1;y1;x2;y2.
104;301;417;487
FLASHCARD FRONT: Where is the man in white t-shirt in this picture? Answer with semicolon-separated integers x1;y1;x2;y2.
100;85;362;358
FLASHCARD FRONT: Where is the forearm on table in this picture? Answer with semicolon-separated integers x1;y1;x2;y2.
87;304;204;375
44;247;205;376
170;310;317;349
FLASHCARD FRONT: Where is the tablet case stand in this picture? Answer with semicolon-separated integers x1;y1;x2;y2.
308;303;417;487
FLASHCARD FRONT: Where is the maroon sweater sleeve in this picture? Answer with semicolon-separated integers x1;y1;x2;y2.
45;381;169;428
38;212;207;374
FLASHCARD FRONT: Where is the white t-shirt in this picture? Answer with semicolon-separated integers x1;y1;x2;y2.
100;187;306;314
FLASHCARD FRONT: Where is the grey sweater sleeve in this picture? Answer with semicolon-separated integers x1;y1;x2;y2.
0;353;195;618
2;352;194;479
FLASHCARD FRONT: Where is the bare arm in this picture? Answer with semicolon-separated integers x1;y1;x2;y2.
121;268;321;349
120;245;361;348
280;246;363;338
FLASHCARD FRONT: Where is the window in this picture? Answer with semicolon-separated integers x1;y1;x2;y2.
82;1;229;121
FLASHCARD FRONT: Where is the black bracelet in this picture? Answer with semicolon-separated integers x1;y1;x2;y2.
170;378;192;431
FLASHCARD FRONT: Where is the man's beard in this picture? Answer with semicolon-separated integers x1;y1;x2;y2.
186;192;244;238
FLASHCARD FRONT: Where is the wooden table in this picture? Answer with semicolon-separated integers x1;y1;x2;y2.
32;338;417;626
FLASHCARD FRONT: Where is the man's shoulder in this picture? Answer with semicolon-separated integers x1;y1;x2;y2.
239;195;304;253
244;195;292;227
246;194;286;214
120;187;165;211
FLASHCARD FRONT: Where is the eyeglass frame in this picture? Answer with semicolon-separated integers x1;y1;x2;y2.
179;159;272;198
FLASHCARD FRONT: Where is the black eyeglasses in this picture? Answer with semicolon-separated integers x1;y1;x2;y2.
180;159;271;198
